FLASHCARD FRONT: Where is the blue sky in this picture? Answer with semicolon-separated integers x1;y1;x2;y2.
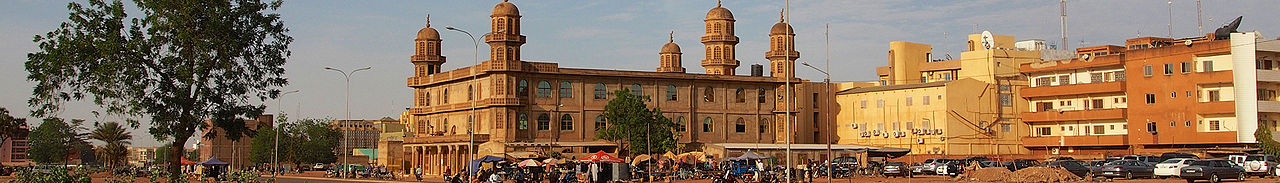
2;0;1277;147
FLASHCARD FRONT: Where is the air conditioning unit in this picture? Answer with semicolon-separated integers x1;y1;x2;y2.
883;133;890;138
912;129;920;134
851;124;859;129
934;129;942;134
939;136;947;141
873;130;880;136
917;138;925;144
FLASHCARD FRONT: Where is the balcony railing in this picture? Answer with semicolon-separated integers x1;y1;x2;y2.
1022;81;1125;98
1022;108;1127;122
404;134;491;144
1022;134;1128;147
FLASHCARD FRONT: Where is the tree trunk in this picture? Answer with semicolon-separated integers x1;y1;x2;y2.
169;134;191;181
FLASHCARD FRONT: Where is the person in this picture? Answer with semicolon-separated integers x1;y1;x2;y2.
415;167;423;181
589;163;600;183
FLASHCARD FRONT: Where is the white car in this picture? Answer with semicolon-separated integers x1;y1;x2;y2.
1153;158;1194;178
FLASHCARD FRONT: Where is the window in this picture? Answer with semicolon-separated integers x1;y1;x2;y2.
1164;63;1174;75
518;113;528;130
735;118;746;133
1058;75;1070;85
1209;120;1221;131
560;114;573;131
1208;90;1221;102
666;85;678;101
1002;124;1012;132
922;120;931;130
594;83;607;99
759;118;769;133
906;97;913;106
443;88;449;104
1091;72;1104;83
559;81;573;98
1186;121;1192;127
703;87;715;102
999;84;1011;91
922;96;930;105
1093;125;1105;134
595;116;607;130
631;84;642;96
537;114;550;130
1182;62;1192;73
813;93;819;108
537;81;552;97
1145;93;1156;104
1203;61;1214;72
736;88;746;103
702;117;713;132
943;73;953;81
468;85;474;100
1115;71;1126;81
517;80;528;95
757;88;767;103
999;94;1012;106
1143;65;1153;76
877;99;885;108
1037;127;1052;136
1035;77;1052;87
675;117;686;132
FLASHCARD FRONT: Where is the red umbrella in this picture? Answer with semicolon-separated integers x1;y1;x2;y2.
578;150;625;163
180;157;196;165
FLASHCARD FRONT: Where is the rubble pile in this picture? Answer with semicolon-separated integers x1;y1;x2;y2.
957;167;1012;182
1006;166;1083;183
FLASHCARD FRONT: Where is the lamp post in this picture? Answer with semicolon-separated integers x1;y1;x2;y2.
445;26;501;181
325;66;371;178
273;89;298;179
801;62;830;183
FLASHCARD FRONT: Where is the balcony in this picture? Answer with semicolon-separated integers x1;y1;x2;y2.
700;35;739;42
1023;134;1128;147
404;134;490;144
1021;81;1125;98
1022;108;1127;122
1260;70;1280;82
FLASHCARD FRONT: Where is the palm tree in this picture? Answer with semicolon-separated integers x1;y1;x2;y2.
89;122;133;169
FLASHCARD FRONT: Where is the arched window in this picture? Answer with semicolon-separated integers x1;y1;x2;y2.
507;47;514;60
537;81;552;97
735;118;746;133
967;40;975;51
759;118;769;133
468;85;474;101
631;84;642;96
443;119;449;133
559;81;573;98
702;117;713;133
666;85;678;101
517;113;528;130
423;91;431;106
442;88;449;104
560;114;574;131
517;80;528;95
703;87;714;102
593;83;607;99
676;116;686;132
595;116;607;131
735;88;746;103
536;114;550;130
757;88;766;103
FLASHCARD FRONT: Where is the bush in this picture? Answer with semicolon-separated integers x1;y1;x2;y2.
12;167;91;183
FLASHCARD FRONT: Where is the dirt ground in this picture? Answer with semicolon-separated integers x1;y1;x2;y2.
669;175;1278;183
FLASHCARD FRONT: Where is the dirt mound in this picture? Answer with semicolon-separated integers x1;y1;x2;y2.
1007;166;1082;183
957;167;1012;182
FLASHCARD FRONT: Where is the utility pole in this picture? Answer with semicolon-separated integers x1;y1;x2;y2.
1060;0;1069;50
1168;0;1174;38
1197;0;1203;34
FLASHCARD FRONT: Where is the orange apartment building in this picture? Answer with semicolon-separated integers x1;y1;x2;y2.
1020;31;1280;157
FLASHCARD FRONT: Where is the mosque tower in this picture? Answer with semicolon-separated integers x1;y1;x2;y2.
412;15;445;76
766;11;799;78
657;32;685;73
488;0;526;69
700;0;739;75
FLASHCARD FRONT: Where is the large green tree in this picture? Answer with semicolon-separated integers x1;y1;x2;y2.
26;0;292;178
0;108;29;149
28;118;74;164
89;122;133;169
596;90;681;155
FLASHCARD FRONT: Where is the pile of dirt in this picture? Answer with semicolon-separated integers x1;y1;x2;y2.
1007;166;1082;183
956;167;1013;182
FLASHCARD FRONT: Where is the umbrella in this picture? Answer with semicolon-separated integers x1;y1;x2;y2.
662;151;677;160
737;151;769;160
578;150;625;163
675;152;706;163
197;158;228;165
180;157;197;165
469;155;509;176
542;158;559;166
632;154;653;165
517;159;542;167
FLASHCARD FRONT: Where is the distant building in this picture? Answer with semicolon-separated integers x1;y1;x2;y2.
0;125;29;167
199;115;272;170
127;146;158;167
331;119;381;164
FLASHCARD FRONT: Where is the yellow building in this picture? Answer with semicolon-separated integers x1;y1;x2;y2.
837;33;1041;156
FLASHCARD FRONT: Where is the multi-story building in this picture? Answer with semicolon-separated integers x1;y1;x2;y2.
199;115;272;170
1;125;29;166
836;33;1040;156
399;1;874;177
1019;30;1280;157
332;119;381;164
127;146;158;166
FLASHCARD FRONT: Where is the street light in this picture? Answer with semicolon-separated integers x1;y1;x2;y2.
324;66;371;178
445;26;501;181
801;61;830;183
273;89;299;179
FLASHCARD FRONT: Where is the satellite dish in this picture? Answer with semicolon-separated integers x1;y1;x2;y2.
981;31;995;49
1080;53;1091;61
1184;40;1194;46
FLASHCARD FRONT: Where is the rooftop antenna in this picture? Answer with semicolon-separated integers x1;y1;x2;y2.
1060;0;1069;50
1197;0;1203;34
1167;0;1174;38
944;32;952;59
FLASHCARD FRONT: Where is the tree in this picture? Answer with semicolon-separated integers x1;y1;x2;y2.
596;90;681;155
1256;123;1280;157
28;118;74;164
293;118;339;166
0;107;29;149
26;0;292;178
89;122;133;169
248;126;280;164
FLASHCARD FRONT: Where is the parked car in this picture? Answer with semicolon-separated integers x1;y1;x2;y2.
1155;158;1196;178
936;160;967;177
1243;154;1277;177
881;161;911;178
1160;152;1200;161
1003;159;1040;172
964;156;992;162
1045;160;1091;177
1180;159;1245;183
1095;160;1157;180
1123;155;1163;164
919;158;949;174
978;161;1001;168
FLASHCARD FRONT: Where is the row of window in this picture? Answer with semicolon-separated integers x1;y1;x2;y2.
1143;61;1210;76
513;113;771;134
515;80;769;103
1030;71;1126;87
860;95;942;108
1035;124;1127;136
1143;90;1223;104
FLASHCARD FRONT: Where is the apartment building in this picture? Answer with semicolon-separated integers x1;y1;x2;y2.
1020;31;1280;156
